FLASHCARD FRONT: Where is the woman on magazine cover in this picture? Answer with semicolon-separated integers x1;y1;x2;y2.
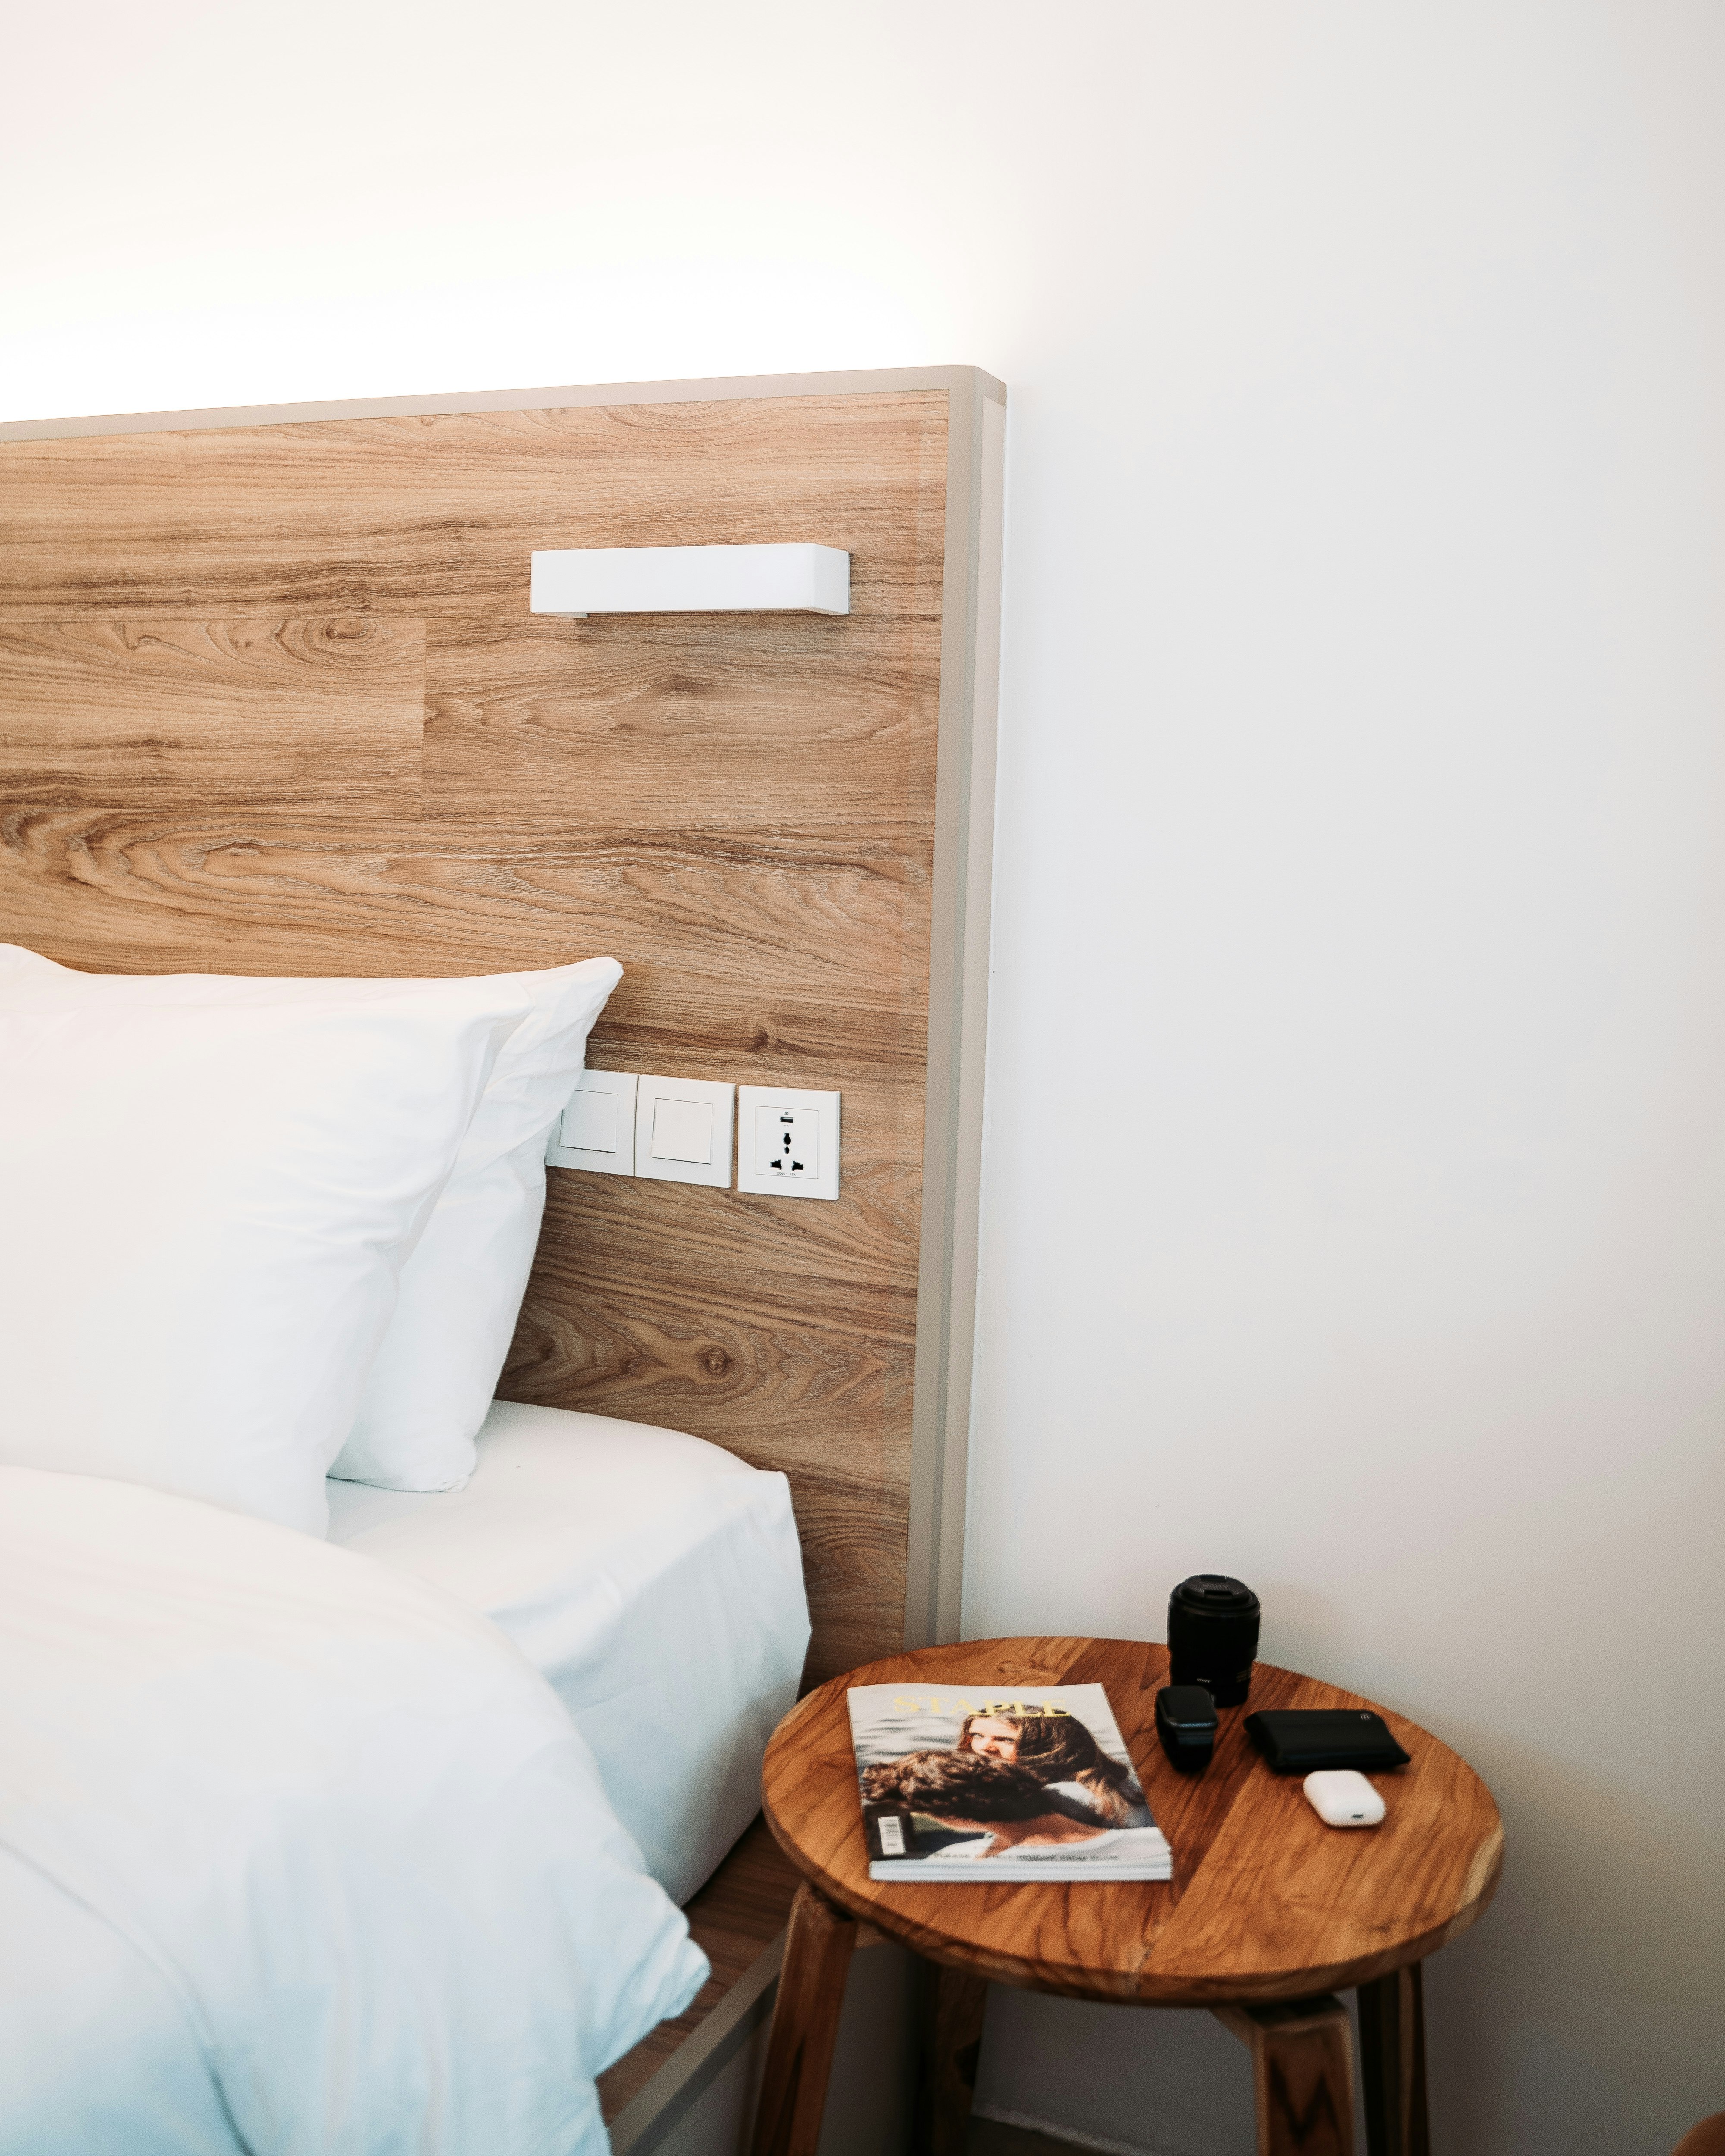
953;1708;1149;1827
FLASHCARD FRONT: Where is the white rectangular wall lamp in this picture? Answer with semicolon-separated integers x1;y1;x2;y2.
546;1068;639;1175
530;543;850;620
736;1085;841;1202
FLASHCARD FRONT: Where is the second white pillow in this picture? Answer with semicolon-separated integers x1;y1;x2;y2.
332;956;621;1491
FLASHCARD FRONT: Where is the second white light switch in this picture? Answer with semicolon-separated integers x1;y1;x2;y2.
634;1073;735;1188
651;1095;715;1165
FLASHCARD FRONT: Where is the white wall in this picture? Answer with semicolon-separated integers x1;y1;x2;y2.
7;5;1723;2150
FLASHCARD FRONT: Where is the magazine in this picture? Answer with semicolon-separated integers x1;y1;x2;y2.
847;1681;1172;1881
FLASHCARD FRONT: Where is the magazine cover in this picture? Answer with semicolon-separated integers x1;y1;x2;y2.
847;1682;1173;1881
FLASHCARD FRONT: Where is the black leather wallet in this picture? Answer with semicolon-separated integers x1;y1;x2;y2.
1243;1708;1411;1775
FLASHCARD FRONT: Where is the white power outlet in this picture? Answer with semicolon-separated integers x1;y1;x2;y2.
736;1086;840;1201
755;1106;820;1182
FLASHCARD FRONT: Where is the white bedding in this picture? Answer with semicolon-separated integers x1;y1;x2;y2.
0;1467;709;2156
326;1399;811;1907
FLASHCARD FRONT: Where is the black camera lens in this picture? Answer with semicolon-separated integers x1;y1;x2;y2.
1167;1574;1260;1708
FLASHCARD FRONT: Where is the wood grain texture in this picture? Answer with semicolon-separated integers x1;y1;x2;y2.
597;1813;802;2123
0;814;928;1046
0;398;950;620
1216;1996;1356;2156
760;1639;1504;2007
1357;1963;1429;2156
750;1883;857;2156
0;390;951;1676
914;1961;990;2156
423;612;938;831
0;617;422;808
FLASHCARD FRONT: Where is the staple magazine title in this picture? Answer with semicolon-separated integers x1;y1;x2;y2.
847;1684;1173;1881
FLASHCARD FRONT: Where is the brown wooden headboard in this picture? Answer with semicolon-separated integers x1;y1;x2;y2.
0;367;1005;1682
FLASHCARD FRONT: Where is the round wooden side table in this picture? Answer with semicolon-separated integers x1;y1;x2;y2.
752;1637;1502;2156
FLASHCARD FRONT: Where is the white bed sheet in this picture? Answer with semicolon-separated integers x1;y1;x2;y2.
0;1464;709;2156
326;1398;810;1906
0;1407;808;2153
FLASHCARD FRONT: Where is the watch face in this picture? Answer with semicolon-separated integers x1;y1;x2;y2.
1158;1686;1217;1730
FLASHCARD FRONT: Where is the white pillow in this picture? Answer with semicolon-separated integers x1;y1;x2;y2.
0;948;618;1527
332;957;621;1492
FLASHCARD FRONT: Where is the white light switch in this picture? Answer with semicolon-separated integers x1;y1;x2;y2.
651;1095;714;1165
546;1069;639;1176
736;1086;840;1201
564;1089;621;1155
634;1074;735;1188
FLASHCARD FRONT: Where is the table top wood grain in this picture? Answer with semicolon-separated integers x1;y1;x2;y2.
761;1637;1503;2006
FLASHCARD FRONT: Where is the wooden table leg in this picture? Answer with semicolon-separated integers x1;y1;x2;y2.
913;1959;990;2156
750;1883;857;2156
1214;1996;1356;2156
1357;1962;1429;2156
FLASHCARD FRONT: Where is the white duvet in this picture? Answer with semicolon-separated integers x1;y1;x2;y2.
0;1466;708;2155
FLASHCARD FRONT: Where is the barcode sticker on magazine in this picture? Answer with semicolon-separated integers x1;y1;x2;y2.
865;1808;916;1861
